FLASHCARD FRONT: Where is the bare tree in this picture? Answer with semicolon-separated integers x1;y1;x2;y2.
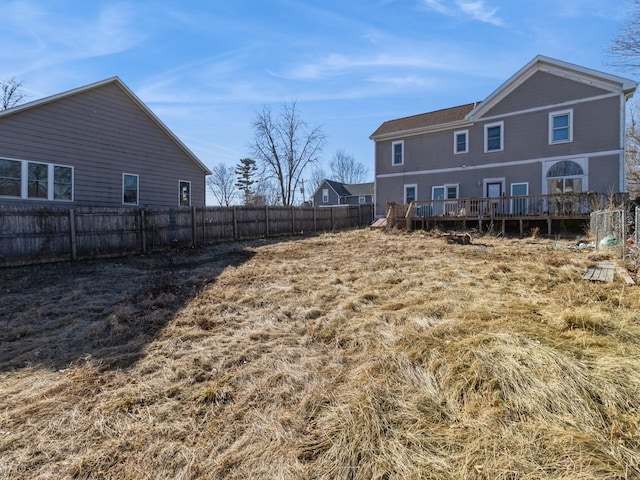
607;7;640;199
250;101;327;206
608;0;640;71
307;167;327;197
627;100;640;200
1;78;26;110
207;163;238;206
330;149;368;184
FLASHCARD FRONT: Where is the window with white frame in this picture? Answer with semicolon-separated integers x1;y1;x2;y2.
510;182;529;215
358;195;366;204
432;184;459;216
549;109;573;144
404;184;417;204
392;140;404;166
432;184;459;200
545;160;584;194
0;159;22;197
0;158;73;201
484;121;504;152
454;129;468;154
123;173;139;205
179;180;191;206
322;188;329;203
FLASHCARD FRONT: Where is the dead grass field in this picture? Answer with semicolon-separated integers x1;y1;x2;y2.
1;229;640;479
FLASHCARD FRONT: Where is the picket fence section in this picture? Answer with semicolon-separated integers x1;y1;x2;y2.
0;204;373;267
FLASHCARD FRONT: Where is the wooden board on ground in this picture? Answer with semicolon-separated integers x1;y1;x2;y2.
582;261;615;282
370;218;387;230
616;266;636;285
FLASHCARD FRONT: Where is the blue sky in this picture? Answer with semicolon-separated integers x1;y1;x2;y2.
0;0;634;200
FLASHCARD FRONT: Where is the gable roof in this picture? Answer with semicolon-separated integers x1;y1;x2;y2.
370;103;477;140
344;182;373;196
467;55;637;119
324;179;351;197
370;55;637;142
0;77;212;175
314;179;374;199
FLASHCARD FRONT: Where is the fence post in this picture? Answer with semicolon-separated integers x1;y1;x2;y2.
331;207;335;230
191;206;197;247
69;208;77;261
291;207;295;234
233;207;238;241
202;207;207;245
265;206;269;238
140;209;147;254
313;207;317;232
622;209;627;260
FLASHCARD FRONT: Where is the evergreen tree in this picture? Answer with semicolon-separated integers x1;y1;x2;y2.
235;158;257;205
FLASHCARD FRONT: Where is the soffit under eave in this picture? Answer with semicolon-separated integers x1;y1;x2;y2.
369;120;474;142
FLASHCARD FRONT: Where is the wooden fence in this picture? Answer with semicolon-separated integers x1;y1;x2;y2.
0;204;373;267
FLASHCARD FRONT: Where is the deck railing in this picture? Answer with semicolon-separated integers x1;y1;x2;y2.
407;192;625;220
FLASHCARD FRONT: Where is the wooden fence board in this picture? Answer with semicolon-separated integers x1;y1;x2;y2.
0;204;373;266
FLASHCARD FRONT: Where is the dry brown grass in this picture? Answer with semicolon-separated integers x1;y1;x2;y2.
1;229;640;479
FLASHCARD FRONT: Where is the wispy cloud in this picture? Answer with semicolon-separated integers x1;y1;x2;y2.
422;0;504;26
456;1;504;26
0;2;146;83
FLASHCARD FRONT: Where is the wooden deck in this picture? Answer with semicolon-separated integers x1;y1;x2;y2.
386;192;627;235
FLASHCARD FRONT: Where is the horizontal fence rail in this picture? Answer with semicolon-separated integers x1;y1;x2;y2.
0;204;373;267
409;192;624;220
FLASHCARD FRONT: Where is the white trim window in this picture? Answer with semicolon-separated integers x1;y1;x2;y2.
358;195;366;204
544;159;585;194
179;180;191;206
404;184;417;204
484;121;504;152
454;129;468;154
122;173;139;205
432;184;459;216
549;109;573;144
392;140;404;166
510;182;529;215
0;157;73;201
322;188;329;203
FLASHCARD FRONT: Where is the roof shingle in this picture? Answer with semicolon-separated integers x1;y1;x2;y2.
370;102;478;139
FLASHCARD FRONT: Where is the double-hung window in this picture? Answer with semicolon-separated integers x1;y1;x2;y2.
123;173;139;205
322;188;329;203
404;184;417;204
454;130;468;154
179;180;191;206
484;121;504;152
392;140;404;166
549;109;572;144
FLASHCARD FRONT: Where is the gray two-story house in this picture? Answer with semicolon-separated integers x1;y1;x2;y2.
0;77;211;208
371;55;637;218
312;179;374;206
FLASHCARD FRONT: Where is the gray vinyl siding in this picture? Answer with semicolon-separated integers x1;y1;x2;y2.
374;88;624;215
0;83;207;207
484;71;611;117
589;154;622;193
313;182;340;206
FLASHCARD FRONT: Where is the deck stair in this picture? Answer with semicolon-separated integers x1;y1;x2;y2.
370;217;387;230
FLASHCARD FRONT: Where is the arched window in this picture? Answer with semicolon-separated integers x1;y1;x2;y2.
546;160;584;194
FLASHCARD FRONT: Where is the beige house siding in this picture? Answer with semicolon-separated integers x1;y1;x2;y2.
0;79;209;208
